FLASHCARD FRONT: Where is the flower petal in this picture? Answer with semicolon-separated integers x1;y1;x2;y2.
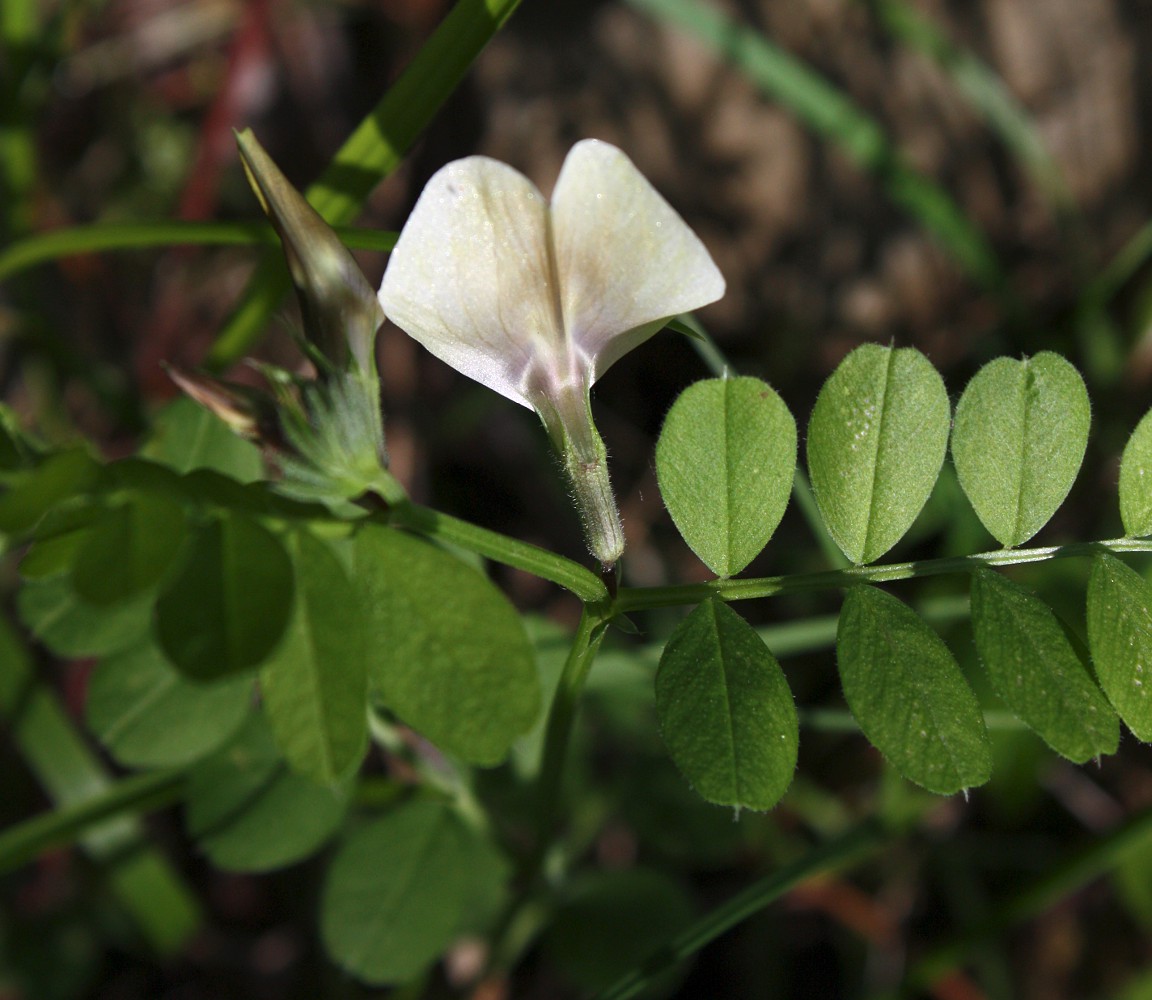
550;140;725;382
378;157;563;408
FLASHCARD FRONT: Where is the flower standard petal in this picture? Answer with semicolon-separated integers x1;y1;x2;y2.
378;157;564;408
550;139;725;381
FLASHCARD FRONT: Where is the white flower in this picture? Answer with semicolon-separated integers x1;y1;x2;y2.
379;139;725;569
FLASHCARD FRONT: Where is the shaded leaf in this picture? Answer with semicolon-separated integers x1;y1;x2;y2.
656;598;797;811
0;449;102;535
321;800;506;985
1087;554;1152;741
19;501;101;579
186;715;347;871
154;513;293;680
87;640;251;768
259;531;369;784
71;491;187;606
656;376;795;576
17;574;152;658
806;344;949;564
353;524;539;765
142;396;264;482
837;585;991;793
971;569;1118;762
951;353;1089;547
543;868;693;994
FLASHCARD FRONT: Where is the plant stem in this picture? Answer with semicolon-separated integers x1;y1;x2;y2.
612;537;1152;614
486;606;609;973
0;768;186;875
594;819;888;1000
532;607;609;863
384;500;609;603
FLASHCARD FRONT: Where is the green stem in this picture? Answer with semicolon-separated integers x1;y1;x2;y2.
594;820;888;1000
386;500;609;604
0;768;186;875
532;607;609;861
612;537;1152;614
485;607;609;973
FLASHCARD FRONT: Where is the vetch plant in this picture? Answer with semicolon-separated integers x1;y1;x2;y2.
6;5;1152;995
379;139;725;569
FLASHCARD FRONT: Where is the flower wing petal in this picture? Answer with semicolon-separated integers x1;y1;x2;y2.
378;157;562;408
550;140;725;381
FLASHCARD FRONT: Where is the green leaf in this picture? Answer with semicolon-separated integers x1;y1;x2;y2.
141;397;264;483
353;524;539;766
656;376;796;576
970;569;1118;762
321;800;506;985
259;531;368;784
806;344;950;564
951;352;1089;547
19;501;101;579
71;491;187;606
543;868;694;993
186;715;347;872
86;640;251;768
1120;407;1152;537
1087;553;1152;741
656;598;798;811
0;449;102;535
154;512;294;680
17;574;152;658
837;585;991;794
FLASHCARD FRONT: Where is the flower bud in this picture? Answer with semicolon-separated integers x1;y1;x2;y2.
235;128;383;379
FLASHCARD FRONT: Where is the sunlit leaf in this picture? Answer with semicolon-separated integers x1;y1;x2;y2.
1120;407;1152;538
656;376;796;576
807;344;950;564
656;598;797;811
1087;553;1152;741
970;569;1118;762
837;585;991;794
951;353;1089;547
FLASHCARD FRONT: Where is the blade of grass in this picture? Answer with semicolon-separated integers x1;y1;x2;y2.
0;221;397;282
0;614;201;953
0;0;39;236
594;820;887;1000
205;0;524;369
1071;217;1152;383
627;0;1007;297
871;0;1070;211
0;768;185;875
905;803;1152;994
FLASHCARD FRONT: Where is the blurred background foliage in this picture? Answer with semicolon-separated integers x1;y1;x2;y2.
5;0;1152;997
